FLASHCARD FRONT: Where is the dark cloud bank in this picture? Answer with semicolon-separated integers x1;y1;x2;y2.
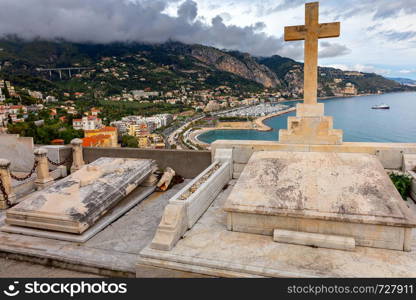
0;0;349;59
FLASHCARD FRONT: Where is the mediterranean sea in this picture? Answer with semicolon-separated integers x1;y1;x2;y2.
198;92;416;144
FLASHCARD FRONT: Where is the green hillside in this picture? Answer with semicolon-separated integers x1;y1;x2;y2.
0;38;412;102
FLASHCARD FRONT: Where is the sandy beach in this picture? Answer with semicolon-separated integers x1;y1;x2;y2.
253;107;296;131
189;107;297;148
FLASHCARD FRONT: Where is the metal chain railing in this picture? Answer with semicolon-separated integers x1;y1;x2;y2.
1;153;71;207
0;176;11;207
10;161;38;181
47;156;70;166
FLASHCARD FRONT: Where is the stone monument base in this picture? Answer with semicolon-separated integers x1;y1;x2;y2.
138;180;416;277
279;103;343;145
224;151;416;251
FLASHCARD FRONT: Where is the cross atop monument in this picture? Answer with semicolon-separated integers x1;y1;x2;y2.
279;2;343;145
284;2;340;105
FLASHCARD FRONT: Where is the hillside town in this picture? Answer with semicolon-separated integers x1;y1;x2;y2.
0;57;412;149
0;71;379;150
0;76;270;148
0;35;413;152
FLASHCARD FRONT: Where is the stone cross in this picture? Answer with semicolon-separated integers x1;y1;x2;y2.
279;1;343;145
284;2;340;105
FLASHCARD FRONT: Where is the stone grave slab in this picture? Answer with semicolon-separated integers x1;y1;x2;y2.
1;186;155;242
5;157;155;234
224;151;416;251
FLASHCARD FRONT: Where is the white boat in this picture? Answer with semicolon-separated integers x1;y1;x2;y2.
372;104;390;109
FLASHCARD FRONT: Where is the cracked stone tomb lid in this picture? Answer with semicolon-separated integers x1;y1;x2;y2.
224;151;416;227
5;157;155;234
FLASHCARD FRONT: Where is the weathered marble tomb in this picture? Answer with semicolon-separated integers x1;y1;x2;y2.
224;151;416;251
5;157;155;234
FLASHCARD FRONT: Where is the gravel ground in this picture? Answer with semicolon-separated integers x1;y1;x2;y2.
0;258;105;278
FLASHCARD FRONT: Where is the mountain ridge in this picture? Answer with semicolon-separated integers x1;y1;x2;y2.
0;38;413;100
388;77;416;86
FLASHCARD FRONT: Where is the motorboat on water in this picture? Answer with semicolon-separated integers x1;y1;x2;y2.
372;103;390;109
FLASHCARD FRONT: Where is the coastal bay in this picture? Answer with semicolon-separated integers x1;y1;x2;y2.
198;92;416;144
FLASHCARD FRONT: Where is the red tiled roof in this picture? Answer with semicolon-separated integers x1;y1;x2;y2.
82;134;111;147
51;139;65;145
84;126;117;134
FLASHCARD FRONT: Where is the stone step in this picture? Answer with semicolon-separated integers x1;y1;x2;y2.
273;229;356;251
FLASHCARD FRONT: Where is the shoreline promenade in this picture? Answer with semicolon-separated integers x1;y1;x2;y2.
190;107;296;148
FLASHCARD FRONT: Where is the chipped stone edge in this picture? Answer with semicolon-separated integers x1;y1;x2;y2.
273;229;356;251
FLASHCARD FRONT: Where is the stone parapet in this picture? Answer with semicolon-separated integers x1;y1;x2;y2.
403;154;416;172
409;171;416;202
212;140;416;175
82;147;212;179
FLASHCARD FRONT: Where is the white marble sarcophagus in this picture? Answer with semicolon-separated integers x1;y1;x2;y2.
5;157;155;234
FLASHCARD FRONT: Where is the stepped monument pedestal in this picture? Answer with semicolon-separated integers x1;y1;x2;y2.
279;103;343;145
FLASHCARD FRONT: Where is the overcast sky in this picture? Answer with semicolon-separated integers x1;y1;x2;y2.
0;0;415;79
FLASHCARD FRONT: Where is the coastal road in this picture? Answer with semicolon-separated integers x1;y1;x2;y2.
166;104;291;149
167;115;204;149
167;107;247;149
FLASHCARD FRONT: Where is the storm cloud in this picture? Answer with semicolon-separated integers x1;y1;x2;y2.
329;0;416;20
257;0;416;21
381;30;416;41
319;42;351;58
269;0;306;13
0;0;290;57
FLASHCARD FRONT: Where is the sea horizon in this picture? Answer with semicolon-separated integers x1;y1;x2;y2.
198;91;416;144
